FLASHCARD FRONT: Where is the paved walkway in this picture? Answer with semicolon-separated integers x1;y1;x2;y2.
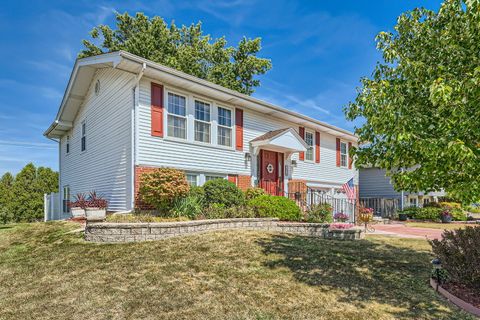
366;224;443;240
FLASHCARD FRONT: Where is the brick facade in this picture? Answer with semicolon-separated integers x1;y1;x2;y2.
237;175;252;191
134;166;158;210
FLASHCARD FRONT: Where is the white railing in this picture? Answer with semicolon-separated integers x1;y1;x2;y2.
44;192;62;221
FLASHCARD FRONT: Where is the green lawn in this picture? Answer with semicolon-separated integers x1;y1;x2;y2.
0;222;474;320
406;222;479;230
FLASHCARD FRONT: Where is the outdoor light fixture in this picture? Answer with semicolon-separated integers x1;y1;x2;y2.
291;160;297;168
244;152;251;161
431;258;442;290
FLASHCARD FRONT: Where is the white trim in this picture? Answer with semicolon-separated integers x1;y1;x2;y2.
339;140;348;168
165;90;188;140
304;130;315;162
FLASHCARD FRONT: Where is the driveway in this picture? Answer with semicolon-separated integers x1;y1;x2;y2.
368;224;443;240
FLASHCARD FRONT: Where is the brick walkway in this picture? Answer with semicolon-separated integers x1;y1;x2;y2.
368;224;443;240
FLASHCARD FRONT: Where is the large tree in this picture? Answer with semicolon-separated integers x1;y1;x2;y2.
346;0;480;202
80;12;272;95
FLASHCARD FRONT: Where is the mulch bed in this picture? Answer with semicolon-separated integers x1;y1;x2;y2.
442;282;480;309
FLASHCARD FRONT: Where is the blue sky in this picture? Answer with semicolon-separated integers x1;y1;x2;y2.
0;0;442;175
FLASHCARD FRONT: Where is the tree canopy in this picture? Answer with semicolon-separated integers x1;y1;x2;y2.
79;12;272;95
0;163;58;223
346;0;480;202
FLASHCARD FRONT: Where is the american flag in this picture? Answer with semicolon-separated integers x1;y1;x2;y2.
342;178;356;201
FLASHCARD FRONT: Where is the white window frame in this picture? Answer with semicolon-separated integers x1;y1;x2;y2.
217;105;233;147
185;173;199;187
304;130;314;162
166;91;187;140
81;121;86;152
194;99;212;144
340;141;348;168
410;197;418;207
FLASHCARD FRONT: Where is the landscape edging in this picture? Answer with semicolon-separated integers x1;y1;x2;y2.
85;218;364;242
430;278;480;317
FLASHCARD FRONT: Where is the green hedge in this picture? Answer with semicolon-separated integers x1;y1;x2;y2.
247;195;301;221
203;179;245;208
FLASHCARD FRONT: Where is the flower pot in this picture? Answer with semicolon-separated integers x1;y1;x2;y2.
85;208;106;221
71;207;86;219
441;215;452;223
398;213;408;221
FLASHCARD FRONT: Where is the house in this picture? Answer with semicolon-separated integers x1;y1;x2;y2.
359;167;445;211
44;51;358;217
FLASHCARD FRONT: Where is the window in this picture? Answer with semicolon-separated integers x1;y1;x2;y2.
194;100;211;143
423;198;430;205
81;121;86;152
205;175;223;182
217;106;232;146
305;131;314;161
186;174;198;187
63;186;70;213
66;136;70;154
167;92;187;139
410;198;418;207
340;141;347;167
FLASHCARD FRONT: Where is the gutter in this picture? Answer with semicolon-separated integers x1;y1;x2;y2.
131;62;146;210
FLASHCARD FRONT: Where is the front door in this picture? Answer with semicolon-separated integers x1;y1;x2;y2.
259;150;284;195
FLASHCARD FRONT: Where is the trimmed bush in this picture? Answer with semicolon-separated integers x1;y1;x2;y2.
439;202;462;210
244;187;265;201
413;207;442;221
248;195;301;221
423;202;442;208
305;203;333;223
138;168;189;214
203;179;244;208
430;227;480;290
399;206;421;219
450;208;467;221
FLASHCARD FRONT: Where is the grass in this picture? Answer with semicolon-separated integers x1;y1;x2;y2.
406;222;479;230
0;222;474;320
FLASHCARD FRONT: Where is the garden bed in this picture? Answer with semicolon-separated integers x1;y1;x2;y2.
430;278;480;317
85;218;363;242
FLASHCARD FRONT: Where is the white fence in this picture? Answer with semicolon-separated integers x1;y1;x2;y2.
44;192;62;221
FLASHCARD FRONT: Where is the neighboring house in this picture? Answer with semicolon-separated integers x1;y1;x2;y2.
359;167;445;210
44;51;358;216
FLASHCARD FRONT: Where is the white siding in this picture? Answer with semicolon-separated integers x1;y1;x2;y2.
137;77;358;188
359;168;401;198
59;68;134;211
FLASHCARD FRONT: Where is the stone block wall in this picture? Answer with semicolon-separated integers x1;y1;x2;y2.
85;218;364;243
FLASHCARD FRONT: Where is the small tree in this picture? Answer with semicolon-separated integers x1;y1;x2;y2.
138;168;189;213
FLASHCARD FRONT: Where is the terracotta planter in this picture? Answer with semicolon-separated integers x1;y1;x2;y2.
71;207;86;219
85;208;106;221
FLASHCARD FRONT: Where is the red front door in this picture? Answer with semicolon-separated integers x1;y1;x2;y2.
259;150;284;196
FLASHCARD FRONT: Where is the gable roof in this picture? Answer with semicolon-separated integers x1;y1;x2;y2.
45;51;357;141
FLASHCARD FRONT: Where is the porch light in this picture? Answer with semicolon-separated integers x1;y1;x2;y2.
244;152;251;161
291;160;297;167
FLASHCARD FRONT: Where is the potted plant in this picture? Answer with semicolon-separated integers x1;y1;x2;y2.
85;191;108;221
69;193;87;219
333;212;349;222
440;210;452;223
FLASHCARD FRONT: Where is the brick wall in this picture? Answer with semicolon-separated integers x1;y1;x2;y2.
134;166;157;210
237;175;252;190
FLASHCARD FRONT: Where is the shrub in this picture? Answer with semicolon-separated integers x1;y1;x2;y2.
202;204;256;220
423;201;442;208
399;206;421;218
450;208;467;221
439;202;462;210
105;213;188;223
413;207;442;221
430;227;480;290
171;195;204;219
465;205;480;214
244;188;265;201
203;179;244;208
248;195;301;221
305;203;333;223
138;168;189;213
188;186;205;200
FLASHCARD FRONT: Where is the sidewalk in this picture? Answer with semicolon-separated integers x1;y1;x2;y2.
366;224;443;240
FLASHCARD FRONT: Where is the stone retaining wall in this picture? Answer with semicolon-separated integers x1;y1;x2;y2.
85;218;364;243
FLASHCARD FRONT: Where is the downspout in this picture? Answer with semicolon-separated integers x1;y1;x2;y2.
131;63;146;211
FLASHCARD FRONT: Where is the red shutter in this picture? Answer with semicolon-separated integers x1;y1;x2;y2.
299;127;305;161
315;131;320;163
151;82;164;137
348;142;353;169
235;109;244;151
336;138;341;167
